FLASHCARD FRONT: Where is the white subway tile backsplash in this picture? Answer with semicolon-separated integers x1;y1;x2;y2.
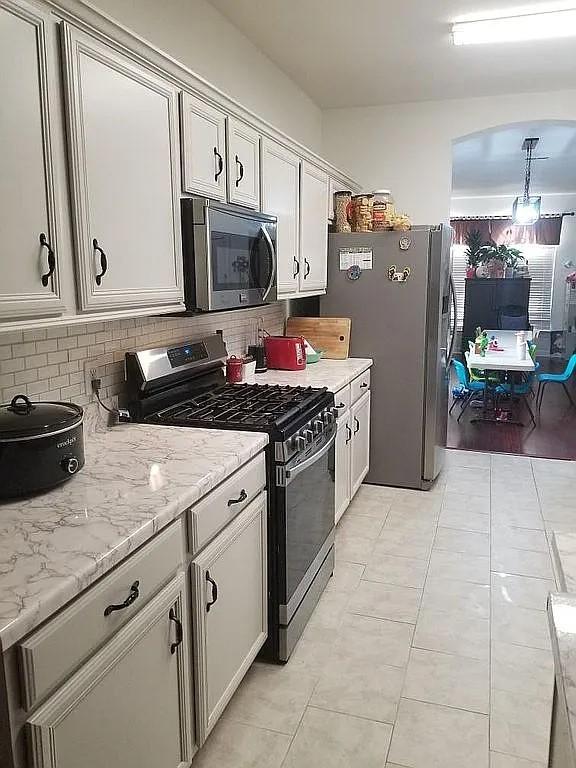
14;369;38;386
1;358;25;374
0;303;286;405
12;342;36;357
36;339;58;354
47;351;68;365
57;336;78;351
45;327;68;339
23;329;47;342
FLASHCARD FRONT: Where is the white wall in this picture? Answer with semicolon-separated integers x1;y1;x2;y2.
91;0;323;151
322;89;576;224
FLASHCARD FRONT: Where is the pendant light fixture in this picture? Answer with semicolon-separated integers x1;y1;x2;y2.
512;137;541;225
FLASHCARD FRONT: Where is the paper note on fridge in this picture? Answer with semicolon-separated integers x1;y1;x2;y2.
339;247;373;271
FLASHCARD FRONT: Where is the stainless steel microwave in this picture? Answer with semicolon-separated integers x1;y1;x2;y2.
181;197;277;312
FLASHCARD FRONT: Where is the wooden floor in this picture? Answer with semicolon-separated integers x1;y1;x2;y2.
447;358;576;460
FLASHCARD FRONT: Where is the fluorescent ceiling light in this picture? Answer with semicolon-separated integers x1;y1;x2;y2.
452;8;576;45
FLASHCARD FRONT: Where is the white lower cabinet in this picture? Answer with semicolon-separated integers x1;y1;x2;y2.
334;385;372;523
26;573;194;768
191;493;267;744
335;413;352;525
351;391;371;497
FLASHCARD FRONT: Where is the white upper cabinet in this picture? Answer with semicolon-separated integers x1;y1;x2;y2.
61;24;184;312
180;92;226;201
261;138;300;297
0;0;65;320
299;161;329;295
226;117;260;209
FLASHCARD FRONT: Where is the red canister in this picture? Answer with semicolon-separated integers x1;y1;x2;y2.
226;355;244;383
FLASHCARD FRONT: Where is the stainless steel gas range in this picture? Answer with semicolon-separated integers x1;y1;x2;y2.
125;334;336;661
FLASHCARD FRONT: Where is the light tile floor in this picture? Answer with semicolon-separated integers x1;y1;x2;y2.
194;449;571;768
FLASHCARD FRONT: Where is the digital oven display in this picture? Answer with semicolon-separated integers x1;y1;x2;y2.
167;342;208;369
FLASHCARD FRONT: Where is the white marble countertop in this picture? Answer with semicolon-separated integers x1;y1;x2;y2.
252;357;372;393
551;532;576;592
0;423;268;651
548;592;576;763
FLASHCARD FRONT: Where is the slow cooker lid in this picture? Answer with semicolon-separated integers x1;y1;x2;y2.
0;394;83;438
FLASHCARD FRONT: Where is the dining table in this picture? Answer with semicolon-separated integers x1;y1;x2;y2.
466;329;535;425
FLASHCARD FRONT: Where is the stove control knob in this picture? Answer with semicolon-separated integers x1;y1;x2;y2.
313;419;323;434
302;429;314;444
323;410;335;425
62;456;80;475
293;435;306;451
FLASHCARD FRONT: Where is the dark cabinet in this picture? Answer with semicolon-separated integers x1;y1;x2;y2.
461;278;531;354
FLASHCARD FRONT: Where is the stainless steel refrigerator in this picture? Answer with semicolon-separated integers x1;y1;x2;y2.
321;225;455;490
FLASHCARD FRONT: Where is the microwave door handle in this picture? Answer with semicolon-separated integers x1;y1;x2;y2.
259;225;277;302
280;429;336;486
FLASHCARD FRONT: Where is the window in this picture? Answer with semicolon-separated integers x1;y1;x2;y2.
450;244;556;330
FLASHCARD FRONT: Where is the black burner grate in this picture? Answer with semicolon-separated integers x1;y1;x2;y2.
156;383;325;429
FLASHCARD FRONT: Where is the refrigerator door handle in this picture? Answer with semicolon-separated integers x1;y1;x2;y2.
448;275;457;364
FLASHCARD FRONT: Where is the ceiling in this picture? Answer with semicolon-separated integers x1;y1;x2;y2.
452;120;576;196
207;0;576;108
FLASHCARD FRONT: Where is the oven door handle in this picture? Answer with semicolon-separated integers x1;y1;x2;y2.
259;225;277;303
279;429;336;486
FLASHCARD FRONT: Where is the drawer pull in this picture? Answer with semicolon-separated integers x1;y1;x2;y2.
227;489;248;507
345;424;352;444
354;417;360;434
169;608;183;654
103;580;140;616
206;571;218;612
337;402;346;409
360;382;368;389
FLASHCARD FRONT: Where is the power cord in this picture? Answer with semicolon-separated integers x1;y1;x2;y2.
91;377;131;421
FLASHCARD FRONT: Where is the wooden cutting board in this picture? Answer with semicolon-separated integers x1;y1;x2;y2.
286;317;351;359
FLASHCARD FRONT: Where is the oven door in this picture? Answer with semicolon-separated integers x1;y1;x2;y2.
275;426;336;625
207;206;277;311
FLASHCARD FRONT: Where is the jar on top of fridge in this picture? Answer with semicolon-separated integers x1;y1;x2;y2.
350;194;373;232
372;189;395;231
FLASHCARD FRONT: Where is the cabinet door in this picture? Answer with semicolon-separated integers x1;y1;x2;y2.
192;493;267;744
261;139;300;297
61;24;183;312
180;92;226;200
27;574;194;768
350;391;371;498
0;0;65;320
299;161;329;294
335;414;352;525
227;118;260;209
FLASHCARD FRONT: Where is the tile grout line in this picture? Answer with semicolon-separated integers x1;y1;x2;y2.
384;476;447;763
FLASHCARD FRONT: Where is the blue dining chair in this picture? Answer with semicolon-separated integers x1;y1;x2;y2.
449;358;486;423
536;354;576;411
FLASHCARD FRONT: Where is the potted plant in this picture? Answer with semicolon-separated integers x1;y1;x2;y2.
479;242;524;278
464;229;484;278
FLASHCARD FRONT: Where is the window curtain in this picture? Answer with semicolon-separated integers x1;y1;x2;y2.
451;216;563;246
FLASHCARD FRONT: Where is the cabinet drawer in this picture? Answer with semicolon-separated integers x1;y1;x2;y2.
351;369;371;403
188;453;266;555
334;384;351;414
19;520;184;711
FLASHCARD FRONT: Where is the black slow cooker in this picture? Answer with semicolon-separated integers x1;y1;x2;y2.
0;394;84;499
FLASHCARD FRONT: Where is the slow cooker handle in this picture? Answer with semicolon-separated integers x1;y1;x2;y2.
9;394;34;414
